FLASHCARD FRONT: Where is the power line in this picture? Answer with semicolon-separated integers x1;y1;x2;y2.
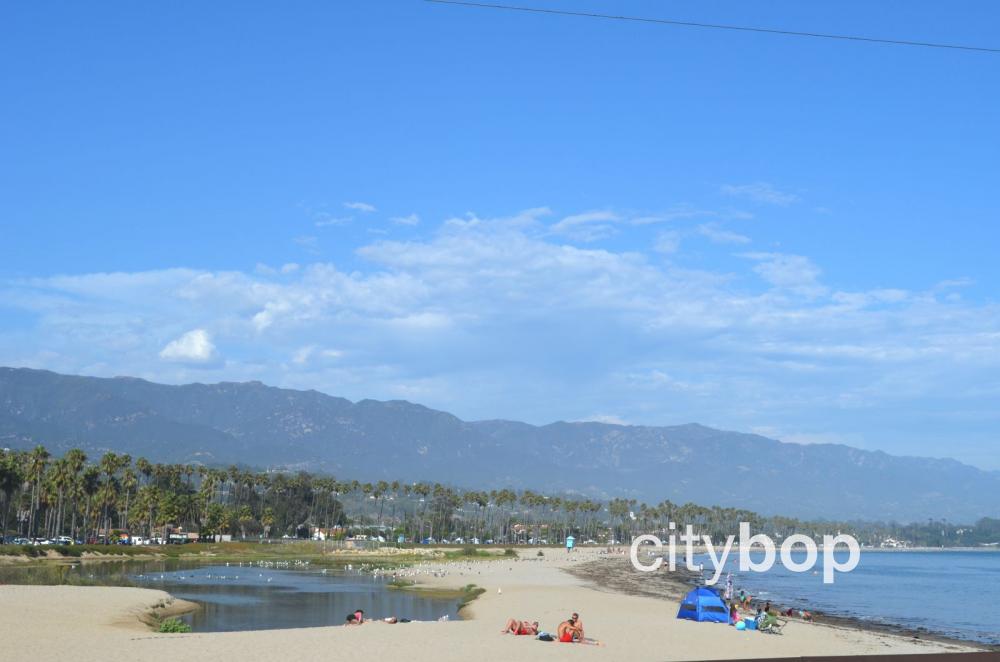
425;0;1000;54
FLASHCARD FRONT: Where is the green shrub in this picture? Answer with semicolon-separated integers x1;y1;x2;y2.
503;548;517;557
157;617;192;633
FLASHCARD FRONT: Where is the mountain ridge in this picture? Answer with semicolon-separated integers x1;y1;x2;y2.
1;366;997;523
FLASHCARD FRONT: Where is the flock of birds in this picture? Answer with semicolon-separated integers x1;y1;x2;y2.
119;557;518;586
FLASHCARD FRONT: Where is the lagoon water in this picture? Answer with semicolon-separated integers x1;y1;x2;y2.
134;563;460;632
698;550;999;645
0;560;459;632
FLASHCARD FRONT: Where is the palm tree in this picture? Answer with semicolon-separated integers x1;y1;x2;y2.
26;445;50;539
0;451;25;537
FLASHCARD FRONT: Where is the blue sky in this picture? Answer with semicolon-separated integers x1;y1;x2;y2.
2;1;999;469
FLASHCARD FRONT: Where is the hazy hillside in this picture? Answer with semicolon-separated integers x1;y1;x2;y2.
2;367;997;522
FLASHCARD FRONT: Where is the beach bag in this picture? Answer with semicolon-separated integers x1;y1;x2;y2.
537;633;555;641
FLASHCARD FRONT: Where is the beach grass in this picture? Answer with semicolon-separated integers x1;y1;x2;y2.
156;617;193;633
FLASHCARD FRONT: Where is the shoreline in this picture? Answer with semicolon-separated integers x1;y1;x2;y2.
1;548;990;661
564;553;995;651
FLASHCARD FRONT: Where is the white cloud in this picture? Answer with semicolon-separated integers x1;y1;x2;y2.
293;345;343;365
159;329;218;365
721;182;799;206
742;252;825;296
579;414;629;425
697;223;750;245
390;213;420;226
344;201;376;213
4;207;1000;468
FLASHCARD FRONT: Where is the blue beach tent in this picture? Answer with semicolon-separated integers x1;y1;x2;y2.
676;587;729;623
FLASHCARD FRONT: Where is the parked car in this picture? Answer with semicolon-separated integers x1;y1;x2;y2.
54;536;74;545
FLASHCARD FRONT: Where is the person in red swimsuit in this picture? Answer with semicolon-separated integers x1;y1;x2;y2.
501;618;538;635
557;617;580;642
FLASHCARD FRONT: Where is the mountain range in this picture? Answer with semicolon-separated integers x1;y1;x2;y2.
1;366;997;523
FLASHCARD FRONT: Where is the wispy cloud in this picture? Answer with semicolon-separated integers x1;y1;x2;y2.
549;210;620;241
314;215;352;227
654;231;682;254
344;201;376;213
697;223;751;245
721;182;799;206
390;213;420;226
630;206;714;225
293;235;320;254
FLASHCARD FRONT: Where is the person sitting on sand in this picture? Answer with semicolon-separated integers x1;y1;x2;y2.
571;612;584;640
729;602;741;625
501;618;539;635
557;618;580;642
759;607;783;631
345;614;360;625
353;609;365;624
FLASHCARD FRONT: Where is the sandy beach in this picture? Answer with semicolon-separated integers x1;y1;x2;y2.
0;549;985;661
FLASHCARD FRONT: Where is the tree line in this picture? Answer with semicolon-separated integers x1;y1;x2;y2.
1;445;997;547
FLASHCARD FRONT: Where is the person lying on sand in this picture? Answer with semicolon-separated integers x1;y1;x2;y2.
345;614;360;625
501;618;538;635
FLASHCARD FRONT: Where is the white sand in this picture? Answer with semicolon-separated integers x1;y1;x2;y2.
0;549;982;661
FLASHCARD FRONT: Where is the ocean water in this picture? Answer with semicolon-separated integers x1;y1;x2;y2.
696;550;1000;645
